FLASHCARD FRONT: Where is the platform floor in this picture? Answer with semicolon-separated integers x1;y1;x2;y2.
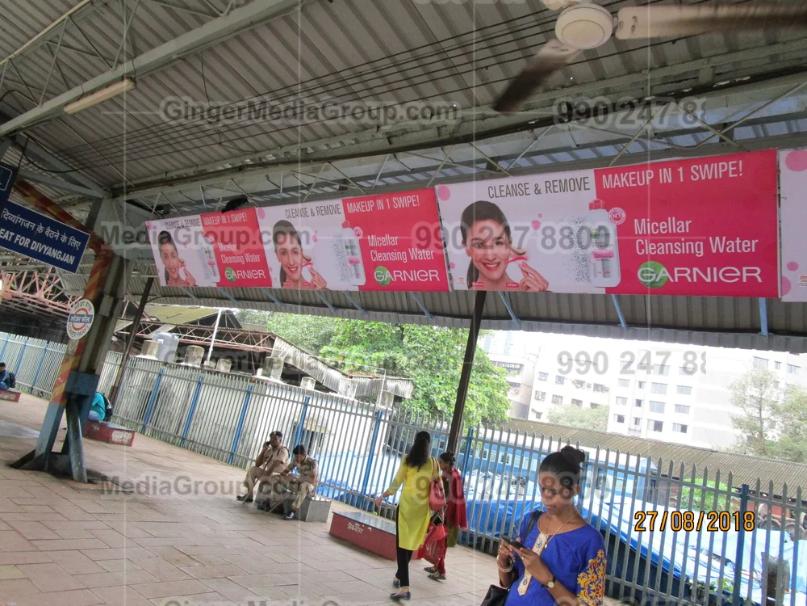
0;393;621;606
0;394;503;606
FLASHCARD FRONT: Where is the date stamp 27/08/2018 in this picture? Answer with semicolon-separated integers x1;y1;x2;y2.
634;510;756;533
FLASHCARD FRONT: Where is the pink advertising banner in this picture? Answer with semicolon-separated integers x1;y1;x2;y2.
437;150;779;297
147;189;449;292
780;148;807;302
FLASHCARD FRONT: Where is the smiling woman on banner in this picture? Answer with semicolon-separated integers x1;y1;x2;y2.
272;220;327;290
460;201;549;292
158;230;196;287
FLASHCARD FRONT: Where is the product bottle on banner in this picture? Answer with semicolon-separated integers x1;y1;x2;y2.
588;199;620;288
200;234;220;284
331;227;366;286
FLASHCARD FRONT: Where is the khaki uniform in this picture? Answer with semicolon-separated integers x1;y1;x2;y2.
269;456;318;512
243;445;290;497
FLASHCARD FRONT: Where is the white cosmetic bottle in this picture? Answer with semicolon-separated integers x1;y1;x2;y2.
588;199;620;288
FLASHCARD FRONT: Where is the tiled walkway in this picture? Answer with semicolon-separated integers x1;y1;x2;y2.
0;394;500;606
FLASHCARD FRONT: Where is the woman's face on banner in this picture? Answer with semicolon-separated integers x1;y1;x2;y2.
159;242;181;280
465;219;511;283
275;233;303;281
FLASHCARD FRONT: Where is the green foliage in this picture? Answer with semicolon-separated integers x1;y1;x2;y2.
730;369;779;457
257;312;511;425
679;478;736;512
547;405;609;431
265;312;343;354
731;369;807;462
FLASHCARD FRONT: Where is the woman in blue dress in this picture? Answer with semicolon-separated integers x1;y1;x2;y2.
497;446;606;606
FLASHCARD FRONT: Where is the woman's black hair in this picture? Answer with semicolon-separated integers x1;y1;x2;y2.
158;230;177;284
459;200;513;286
438;451;456;468
292;444;307;456
539;445;586;490
272;220;302;284
405;431;431;469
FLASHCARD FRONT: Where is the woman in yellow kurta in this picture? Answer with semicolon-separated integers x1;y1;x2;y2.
375;430;437;601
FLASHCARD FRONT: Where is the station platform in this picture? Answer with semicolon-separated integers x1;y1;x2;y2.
0;393;508;606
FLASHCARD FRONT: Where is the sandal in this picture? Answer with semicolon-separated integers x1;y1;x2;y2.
428;571;446;581
423;566;437;573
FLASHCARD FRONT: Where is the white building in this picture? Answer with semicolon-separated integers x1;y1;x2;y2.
481;331;807;450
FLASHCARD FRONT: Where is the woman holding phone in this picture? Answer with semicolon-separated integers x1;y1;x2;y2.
496;446;606;606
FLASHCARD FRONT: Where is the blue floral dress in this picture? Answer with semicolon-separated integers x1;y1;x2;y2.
505;509;606;606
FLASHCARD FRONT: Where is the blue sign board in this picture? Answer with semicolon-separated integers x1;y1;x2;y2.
0;200;90;273
0;162;16;204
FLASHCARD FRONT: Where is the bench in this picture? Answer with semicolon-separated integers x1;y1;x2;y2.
83;421;135;447
255;486;331;522
329;510;397;560
0;390;21;402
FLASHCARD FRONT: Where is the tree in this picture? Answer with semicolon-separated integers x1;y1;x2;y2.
731;369;807;462
773;386;807;463
320;322;511;425
547;405;609;431
265;312;343;354
730;369;779;457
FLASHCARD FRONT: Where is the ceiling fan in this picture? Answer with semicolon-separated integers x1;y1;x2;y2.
493;1;807;113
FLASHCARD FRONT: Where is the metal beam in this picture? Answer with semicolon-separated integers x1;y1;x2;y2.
17;169;104;198
344;292;366;316
0;0;306;137
409;293;431;319
759;298;769;337
610;294;627;330
497;291;520;329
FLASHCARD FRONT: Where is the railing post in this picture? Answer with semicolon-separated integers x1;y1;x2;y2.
0;333;9;360
141;368;165;433
15;337;29;379
180;375;204;447
30;345;49;396
460;426;475;470
228;384;255;465
292;394;311;448
732;483;750;606
359;409;385;509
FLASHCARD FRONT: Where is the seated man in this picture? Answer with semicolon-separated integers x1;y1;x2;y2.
237;431;289;503
0;362;15;391
271;444;318;521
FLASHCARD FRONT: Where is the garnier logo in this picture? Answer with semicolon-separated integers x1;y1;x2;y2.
638;261;669;288
225;267;237;282
374;266;392;286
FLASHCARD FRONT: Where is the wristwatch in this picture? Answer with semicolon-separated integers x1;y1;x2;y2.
544;576;556;589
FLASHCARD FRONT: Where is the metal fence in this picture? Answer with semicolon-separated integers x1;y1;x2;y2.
1;330;804;606
0;331;67;397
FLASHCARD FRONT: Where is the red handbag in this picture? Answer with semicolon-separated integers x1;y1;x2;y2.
414;521;448;564
429;458;446;512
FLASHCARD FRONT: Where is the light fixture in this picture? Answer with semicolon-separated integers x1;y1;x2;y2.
64;78;135;114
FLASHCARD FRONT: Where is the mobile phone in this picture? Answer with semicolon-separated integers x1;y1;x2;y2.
502;537;525;550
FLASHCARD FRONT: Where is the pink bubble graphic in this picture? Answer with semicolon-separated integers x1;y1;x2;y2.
348;256;361;266
449;262;456;269
785;150;807;172
353;227;363;238
782;276;791;296
787;261;799;271
341;220;350;229
437;185;451;201
531;220;541;230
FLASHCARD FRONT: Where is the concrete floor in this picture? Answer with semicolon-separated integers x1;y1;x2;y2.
0;394;504;606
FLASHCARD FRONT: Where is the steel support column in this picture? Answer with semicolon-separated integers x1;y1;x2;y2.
447;290;486;455
108;276;154;407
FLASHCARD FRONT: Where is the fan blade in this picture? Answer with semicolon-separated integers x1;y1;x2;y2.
493;39;581;113
616;3;807;40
